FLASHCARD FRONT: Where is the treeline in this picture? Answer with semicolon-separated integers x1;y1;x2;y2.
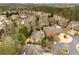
31;6;79;21
0;5;79;21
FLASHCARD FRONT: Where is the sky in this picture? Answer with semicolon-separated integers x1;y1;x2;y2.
0;0;79;3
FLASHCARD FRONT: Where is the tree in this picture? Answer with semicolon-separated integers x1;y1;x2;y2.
18;26;29;45
0;36;16;55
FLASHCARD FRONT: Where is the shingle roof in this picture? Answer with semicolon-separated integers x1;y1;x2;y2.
67;21;79;30
43;26;64;34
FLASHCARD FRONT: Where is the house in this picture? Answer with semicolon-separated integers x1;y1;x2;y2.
0;22;6;30
21;44;44;55
65;21;79;36
0;15;7;21
37;15;49;29
43;26;62;42
24;15;37;32
10;14;19;20
50;14;70;28
67;21;79;31
18;12;27;19
31;30;45;43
